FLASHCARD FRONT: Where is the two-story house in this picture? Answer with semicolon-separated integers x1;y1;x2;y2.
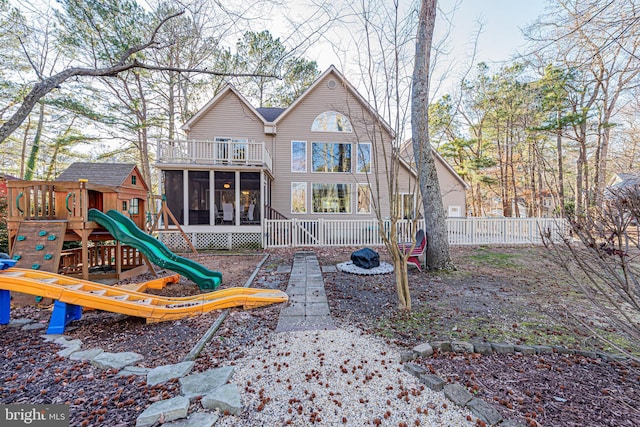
155;66;466;249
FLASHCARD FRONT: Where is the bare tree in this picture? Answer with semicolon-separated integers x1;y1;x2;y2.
543;184;640;361
412;0;453;270
0;8;273;145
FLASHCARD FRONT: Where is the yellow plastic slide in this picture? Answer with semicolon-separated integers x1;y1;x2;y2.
0;268;288;323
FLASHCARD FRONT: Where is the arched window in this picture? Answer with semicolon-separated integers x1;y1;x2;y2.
311;111;353;132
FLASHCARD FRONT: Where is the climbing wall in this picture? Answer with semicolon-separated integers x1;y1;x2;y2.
10;221;67;273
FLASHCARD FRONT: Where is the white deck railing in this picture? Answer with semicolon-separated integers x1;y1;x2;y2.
157;139;272;170
263;217;569;248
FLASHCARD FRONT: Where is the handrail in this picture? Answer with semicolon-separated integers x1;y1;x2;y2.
15;192;24;215
65;192;73;214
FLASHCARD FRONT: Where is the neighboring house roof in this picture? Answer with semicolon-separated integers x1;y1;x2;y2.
182;84;268;131
256;107;286;122
0;173;19;180
273;65;396;137
398;139;469;189
55;162;142;188
606;172;640;198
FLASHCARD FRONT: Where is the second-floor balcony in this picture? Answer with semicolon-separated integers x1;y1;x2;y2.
157;139;273;171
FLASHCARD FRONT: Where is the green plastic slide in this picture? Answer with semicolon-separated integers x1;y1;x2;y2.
88;209;222;290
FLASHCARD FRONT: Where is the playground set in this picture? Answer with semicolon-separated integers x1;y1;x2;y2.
0;162;287;333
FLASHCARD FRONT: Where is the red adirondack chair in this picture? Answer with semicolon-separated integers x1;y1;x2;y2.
398;229;426;271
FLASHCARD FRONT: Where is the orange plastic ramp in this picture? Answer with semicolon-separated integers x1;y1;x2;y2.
0;269;288;323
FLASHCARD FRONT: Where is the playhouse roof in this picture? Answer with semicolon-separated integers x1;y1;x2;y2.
56;162;144;188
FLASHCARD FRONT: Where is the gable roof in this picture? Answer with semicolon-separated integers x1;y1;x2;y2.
182;84;268;131
399;139;469;189
273;65;395;137
256;107;286;122
56;162;143;188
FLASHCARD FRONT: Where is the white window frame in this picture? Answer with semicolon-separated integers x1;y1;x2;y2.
311;142;352;173
356;143;372;173
448;205;462;217
291;182;307;214
291;141;307;173
357;184;371;214
312;183;352;214
311;111;353;133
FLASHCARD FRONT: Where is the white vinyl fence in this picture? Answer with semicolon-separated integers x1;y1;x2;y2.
263;217;569;248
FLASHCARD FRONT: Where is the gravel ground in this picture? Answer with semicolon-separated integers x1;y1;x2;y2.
216;327;475;427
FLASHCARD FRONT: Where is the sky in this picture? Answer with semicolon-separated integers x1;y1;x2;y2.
277;0;549;96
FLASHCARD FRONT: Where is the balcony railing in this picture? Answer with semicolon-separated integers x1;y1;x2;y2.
157;139;272;170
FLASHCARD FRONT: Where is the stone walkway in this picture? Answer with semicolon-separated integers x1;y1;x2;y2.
275;251;335;332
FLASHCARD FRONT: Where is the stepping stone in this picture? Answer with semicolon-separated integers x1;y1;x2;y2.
162;412;218;427
70;348;104;361
180;366;234;400
444;383;473;406
57;345;81;357
135;396;189;427
41;334;67;342
8;318;33;327
118;366;151;377
147;361;195;386
54;337;83;348
452;341;475;353
467;397;503;425
22;323;46;331
413;342;434;357
92;352;144;370
201;383;242;415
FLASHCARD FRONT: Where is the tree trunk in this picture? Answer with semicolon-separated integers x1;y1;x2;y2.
411;0;453;270
556;111;566;215
24;102;45;181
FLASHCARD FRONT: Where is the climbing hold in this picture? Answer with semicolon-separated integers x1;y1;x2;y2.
35;245;45;251
48;235;56;241
13;254;21;260
32;263;40;270
43;254;53;260
17;236;26;241
35;296;43;303
38;230;47;236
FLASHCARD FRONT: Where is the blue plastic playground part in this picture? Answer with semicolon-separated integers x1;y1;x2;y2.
13;254;21;260
0;259;17;270
48;235;56;241
46;301;83;334
35;245;44;251
32;263;40;270
17;236;25;241
0;289;10;324
38;230;47;236
43;254;53;260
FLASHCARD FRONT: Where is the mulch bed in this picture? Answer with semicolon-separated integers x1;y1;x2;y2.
421;351;640;427
1;247;640;426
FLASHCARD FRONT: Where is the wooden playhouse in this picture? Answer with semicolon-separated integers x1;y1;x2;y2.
6;163;151;281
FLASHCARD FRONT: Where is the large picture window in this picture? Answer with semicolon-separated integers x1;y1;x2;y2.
312;184;351;213
291;182;307;214
312;142;351;173
357;143;371;173
291;141;307;172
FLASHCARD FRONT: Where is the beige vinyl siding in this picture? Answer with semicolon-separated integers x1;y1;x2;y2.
271;72;399;219
187;91;265;141
434;158;466;216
